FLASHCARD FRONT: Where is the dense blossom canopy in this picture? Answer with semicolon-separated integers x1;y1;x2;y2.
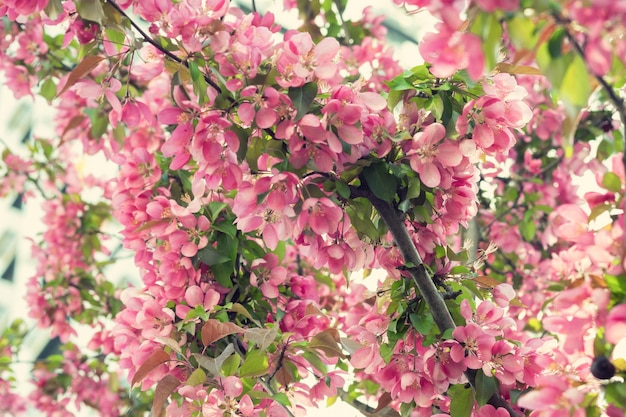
1;0;626;416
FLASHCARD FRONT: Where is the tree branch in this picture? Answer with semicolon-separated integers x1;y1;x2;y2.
354;186;521;417
336;388;378;416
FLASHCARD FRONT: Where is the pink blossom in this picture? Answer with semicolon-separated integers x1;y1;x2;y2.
276;31;340;87
482;340;523;385
476;404;511;417
135;299;175;339
493;284;516;307
297;197;343;236
407;123;462;188
451;323;495;369
250;253;288;298
424;341;466;392
517;375;585;417
606;303;626;344
419;21;485;80
238;86;281;129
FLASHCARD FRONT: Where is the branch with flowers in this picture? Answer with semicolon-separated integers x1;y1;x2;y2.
1;1;626;417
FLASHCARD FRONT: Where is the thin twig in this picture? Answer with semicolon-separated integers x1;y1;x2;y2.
258;378;296;417
333;0;352;46
106;0;223;95
553;12;626;238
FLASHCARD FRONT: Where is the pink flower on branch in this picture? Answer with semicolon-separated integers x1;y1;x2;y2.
517;375;585;417
606;303;626;345
407;122;462;188
135;299;176;339
238;86;282;129
297;197;344;236
451;323;495;369
419;21;485;81
456;74;532;156
233;172;299;250
250;253;288;298
276;31;340;87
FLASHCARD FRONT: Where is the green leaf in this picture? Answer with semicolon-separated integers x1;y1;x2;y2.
335;180;350;199
221;353;241;377
397;199;410;213
273;392;292;407
410;64;434;80
606;381;626;405
503;186;519;202
193;70;209;105
588;203;611;223
211;220;237;238
288;82;318;122
447;246;469;263
184;305;209;322
605;274;626;296
186;368;206;386
301;350;328;376
506;15;538;50
90;113;108;139
105;28;126;52
239;350;269;377
379;342;395;364
475;371;497;406
426;94;444;121
547;27;565;58
386;76;414;91
40;78;57;102
362;162;397;203
400;402;415;417
450;265;471;275
206;202;229;222
197;246;230;266
76;0;105;23
347;201;382;241
387;89;404;111
597;138;613;161
439;91;453;126
44;0;64;19
561;53;592;109
449;384;475;417
212;262;234;288
409;312;434;335
406;176;421;200
519;211;536;241
602;172;622;192
188;61;201;83
471;12;503;72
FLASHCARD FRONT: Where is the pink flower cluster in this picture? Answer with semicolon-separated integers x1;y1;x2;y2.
457;73;532;158
348;285;549;413
29;346;126;417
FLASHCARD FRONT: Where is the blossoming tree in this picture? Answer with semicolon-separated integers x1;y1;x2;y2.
1;0;626;416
